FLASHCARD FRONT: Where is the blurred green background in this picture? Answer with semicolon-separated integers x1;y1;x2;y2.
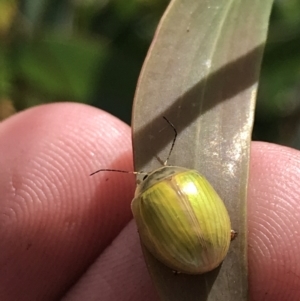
0;0;299;148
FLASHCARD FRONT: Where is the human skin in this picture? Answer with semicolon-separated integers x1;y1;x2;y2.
0;103;299;301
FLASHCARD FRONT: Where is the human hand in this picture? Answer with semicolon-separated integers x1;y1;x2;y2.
0;103;299;301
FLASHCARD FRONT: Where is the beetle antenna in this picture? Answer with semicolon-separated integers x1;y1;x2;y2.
90;169;146;177
163;116;177;166
91;117;177;175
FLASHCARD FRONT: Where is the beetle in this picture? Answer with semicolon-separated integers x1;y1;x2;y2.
91;117;236;274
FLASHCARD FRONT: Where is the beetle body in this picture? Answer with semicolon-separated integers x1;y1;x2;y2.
131;166;231;275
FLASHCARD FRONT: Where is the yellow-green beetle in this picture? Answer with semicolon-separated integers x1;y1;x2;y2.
91;117;235;275
132;165;232;274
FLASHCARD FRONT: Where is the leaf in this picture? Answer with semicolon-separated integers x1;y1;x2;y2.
14;34;108;102
132;0;274;300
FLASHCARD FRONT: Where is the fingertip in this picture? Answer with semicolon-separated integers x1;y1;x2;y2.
0;103;135;300
249;142;300;301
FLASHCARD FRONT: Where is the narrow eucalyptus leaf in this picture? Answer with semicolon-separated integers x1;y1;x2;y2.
132;0;274;300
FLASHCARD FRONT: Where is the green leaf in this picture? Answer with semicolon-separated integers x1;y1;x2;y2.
132;0;273;300
14;34;108;102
